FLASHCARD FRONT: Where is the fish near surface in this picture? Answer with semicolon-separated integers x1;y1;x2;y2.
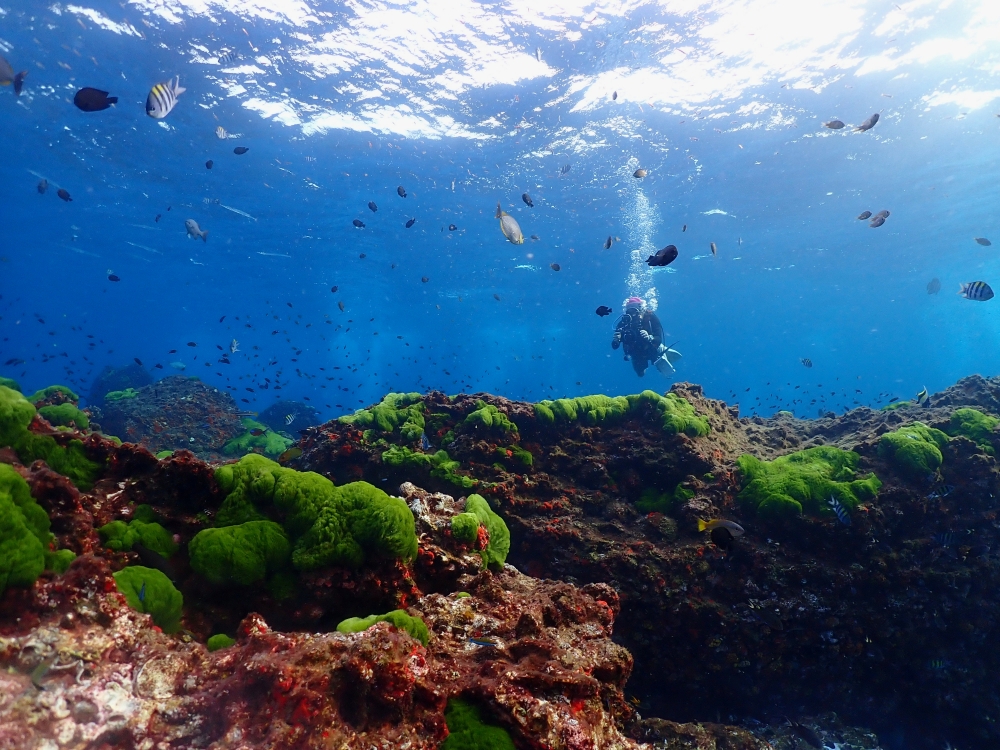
522;193;533;207
74;87;118;112
405;218;416;228
604;236;613;250
869;216;885;228
857;211;872;220
0;56;27;96
959;281;994;301
975;237;992;246
633;168;647;178
397;186;407;198
146;76;185;119
496;202;524;244
596;305;612;317
57;189;72;202
927;278;941;295
646;245;678;267
856;113;879;131
185;219;208;242
824;120;845;129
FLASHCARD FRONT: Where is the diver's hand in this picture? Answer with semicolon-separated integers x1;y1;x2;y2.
638;330;653;342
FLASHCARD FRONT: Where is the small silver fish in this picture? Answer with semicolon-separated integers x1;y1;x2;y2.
185;219;208;242
170;361;186;370
535;47;542;62
216;126;228;139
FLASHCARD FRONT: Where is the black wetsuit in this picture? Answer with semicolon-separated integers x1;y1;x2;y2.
611;308;663;376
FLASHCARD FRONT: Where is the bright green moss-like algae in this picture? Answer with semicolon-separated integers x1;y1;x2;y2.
440;698;516;750
0;385;101;489
534;390;709;436
382;445;477;489
336;609;430;646
202;454;417;573
339;392;425;441
878;422;950;477
738;446;881;519
449;494;510;568
945;408;998;454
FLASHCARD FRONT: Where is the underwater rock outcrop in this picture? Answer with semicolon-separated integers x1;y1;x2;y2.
293;378;1000;749
98;375;245;459
10;374;1000;747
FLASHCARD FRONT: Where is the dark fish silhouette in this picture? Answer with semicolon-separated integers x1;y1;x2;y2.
596;306;612;317
873;210;889;219
233;146;249;155
604;236;613;250
330;286;338;293
108;273;120;282
406;218;415;228
73;87;118;112
869;216;885;228
522;192;533;207
421;276;429;283
397;186;407;198
682;224;686;232
927;278;941;295
37;179;47;194
205;160;213;169
134;358;143;366
612;90;617;100
550;263;561;271
856;113;879;131
824;120;844;129
710;526;733;550
801;358;812;368
368;201;378;212
353;219;365;228
646;245;677;267
448;224;457;231
633;168;647;178
975;237;992;246
57;189;72;202
560;164;570;174
857;211;872;220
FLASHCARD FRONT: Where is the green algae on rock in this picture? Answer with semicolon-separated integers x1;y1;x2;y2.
213;454;418;570
440;698;516;750
113;565;184;633
336;608;430;646
945;408;999;454
99;518;178;558
635;483;694;514
222;418;293;458
452;494;510;568
206;633;236;651
382;444;478;489
0;377;21;392
104;388;140;402
878;422;950;477
38;403;90;430
27;385;79;405
0;463;47;594
534;390;709;437
339;392;425;441
460;400;517;435
0;385;101;489
738;446;881;519
189;520;290;585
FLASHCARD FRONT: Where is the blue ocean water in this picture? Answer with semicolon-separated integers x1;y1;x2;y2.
2;0;999;421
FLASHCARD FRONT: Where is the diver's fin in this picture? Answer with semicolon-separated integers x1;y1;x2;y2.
664;348;683;365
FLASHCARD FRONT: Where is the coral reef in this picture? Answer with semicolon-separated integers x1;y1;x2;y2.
9;374;1000;749
99;375;245;459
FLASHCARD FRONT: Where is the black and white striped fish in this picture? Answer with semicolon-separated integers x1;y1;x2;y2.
959;281;994;301
827;496;851;526
146;76;185;119
218;51;241;65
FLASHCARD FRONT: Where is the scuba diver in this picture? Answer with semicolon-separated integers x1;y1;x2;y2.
611;297;682;377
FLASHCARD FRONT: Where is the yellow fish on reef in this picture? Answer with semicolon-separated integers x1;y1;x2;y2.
496;201;524;245
697;519;745;536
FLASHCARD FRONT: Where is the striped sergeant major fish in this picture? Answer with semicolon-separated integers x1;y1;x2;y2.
959;281;994;301
146;76;185;119
827;495;851;526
